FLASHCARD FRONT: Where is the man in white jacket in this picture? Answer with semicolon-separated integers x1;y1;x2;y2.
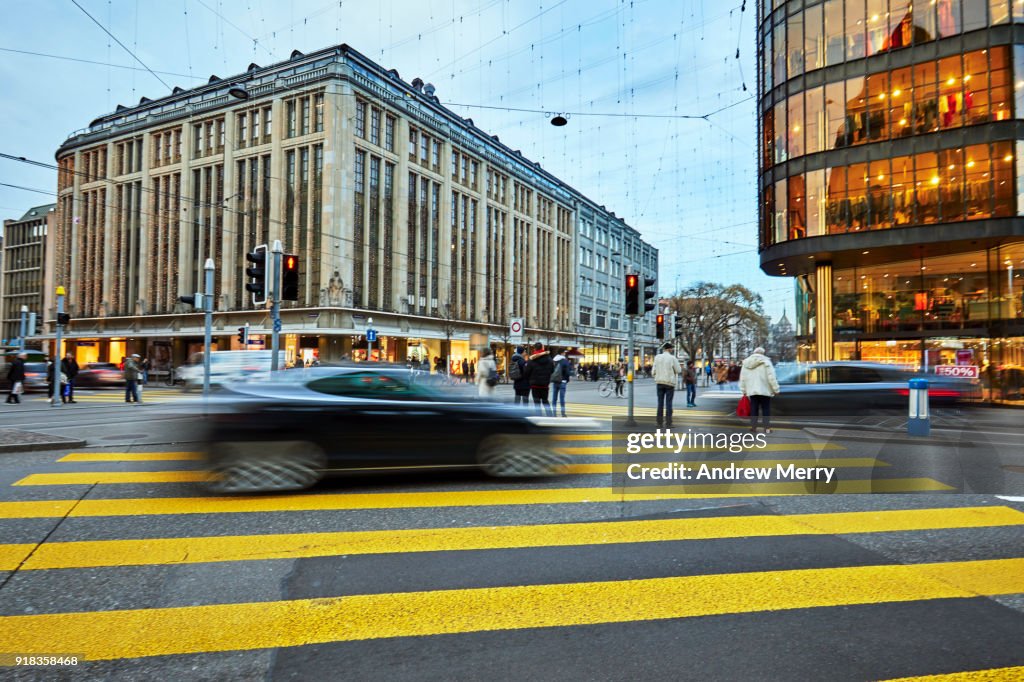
739;347;780;434
652;343;682;427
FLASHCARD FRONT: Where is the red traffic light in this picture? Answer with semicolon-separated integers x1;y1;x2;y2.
285;255;297;270
626;274;637;288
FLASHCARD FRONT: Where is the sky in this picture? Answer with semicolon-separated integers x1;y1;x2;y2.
0;0;791;322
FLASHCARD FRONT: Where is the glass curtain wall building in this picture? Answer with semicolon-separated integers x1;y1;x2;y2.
758;0;1024;400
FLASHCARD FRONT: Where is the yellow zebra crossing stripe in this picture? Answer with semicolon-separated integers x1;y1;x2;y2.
0;487;806;519
3;558;1022;661
15;471;211;486
883;667;1024;681
58;452;203;462
0;506;1017;572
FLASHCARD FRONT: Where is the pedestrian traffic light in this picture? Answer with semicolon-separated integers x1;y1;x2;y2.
625;273;640;315
56;313;71;325
281;253;300;301
656;313;665;339
178;293;204;310
643;277;657;314
245;244;268;306
237;325;248;345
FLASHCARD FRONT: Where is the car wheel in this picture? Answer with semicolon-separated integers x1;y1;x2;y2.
476;434;569;477
204;440;326;493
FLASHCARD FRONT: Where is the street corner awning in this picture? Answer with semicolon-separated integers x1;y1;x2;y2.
565;347;585;358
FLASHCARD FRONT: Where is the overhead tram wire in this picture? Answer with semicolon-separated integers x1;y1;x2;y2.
69;0;171;91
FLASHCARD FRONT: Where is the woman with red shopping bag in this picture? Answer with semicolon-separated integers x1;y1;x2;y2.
738;347;780;434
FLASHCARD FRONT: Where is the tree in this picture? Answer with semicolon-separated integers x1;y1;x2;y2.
664;282;768;362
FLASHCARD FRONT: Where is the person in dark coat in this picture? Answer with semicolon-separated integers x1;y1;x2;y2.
60;352;79;403
510;346;530;405
6;353;26;404
524;342;554;416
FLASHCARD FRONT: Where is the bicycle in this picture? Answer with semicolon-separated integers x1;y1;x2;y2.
598;378;616;398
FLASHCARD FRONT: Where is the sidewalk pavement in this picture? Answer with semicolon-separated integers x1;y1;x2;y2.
0;428;86;453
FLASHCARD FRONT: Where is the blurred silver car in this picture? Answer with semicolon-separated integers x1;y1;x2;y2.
704;361;979;415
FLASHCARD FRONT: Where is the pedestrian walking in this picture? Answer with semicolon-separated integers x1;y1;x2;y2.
124;353;142;403
715;362;728;391
475;348;498;399
46;360;56;400
653;344;682;427
727;362;742;390
461;358;470;383
549;348;571;417
704;362;713;387
684;360;698;407
589;364;599;383
524;342;554;416
469;360;476;383
614;363;625;397
510;346;530;405
6;353;26;404
60;352;79;403
739;347;780;434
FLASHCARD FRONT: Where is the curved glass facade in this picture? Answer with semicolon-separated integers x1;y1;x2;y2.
759;0;1024;398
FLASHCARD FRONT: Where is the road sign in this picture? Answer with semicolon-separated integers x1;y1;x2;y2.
935;365;979;379
366;329;378;343
509;317;524;343
273;319;282;333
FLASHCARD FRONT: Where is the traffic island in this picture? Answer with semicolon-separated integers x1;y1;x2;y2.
0;428;86;453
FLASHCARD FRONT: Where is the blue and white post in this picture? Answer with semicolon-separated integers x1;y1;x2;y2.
907;377;930;436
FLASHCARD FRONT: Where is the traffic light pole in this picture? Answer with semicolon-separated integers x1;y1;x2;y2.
18;306;27;351
271;240;282;371
203;259;214;398
51;288;65;408
626;314;636;427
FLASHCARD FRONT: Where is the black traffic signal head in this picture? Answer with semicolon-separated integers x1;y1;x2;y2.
56;313;71;325
178;293;204;310
656;313;665;339
625;273;639;316
245;244;268;306
643;277;657;314
281;253;300;301
237;326;248;345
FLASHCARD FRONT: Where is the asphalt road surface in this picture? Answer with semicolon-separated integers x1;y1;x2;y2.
0;383;1021;680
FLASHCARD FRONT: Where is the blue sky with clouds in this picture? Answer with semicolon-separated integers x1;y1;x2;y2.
0;0;791;321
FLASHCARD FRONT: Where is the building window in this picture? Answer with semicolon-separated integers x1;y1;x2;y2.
385;115;395;152
314;93;324;133
263;106;273;142
370;107;380;146
580;306;592;325
287;99;297;138
409;127;418;161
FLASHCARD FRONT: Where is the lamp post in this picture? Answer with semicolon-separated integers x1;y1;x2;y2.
203;258;214;398
367;317;374;362
52;287;65;408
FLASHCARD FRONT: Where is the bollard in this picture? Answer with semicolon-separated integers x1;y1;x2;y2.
907;377;930;436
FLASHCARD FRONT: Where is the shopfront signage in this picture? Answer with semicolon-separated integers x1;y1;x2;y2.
955;349;974;365
935;365;979;379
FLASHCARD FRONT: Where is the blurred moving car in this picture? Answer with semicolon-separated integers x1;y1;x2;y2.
0;361;48;392
181;350;273;391
704;361;979;415
201;366;593;492
74;362;125;388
